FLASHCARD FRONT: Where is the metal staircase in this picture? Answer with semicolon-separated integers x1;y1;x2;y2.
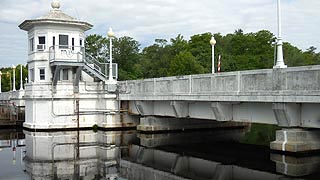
83;55;108;82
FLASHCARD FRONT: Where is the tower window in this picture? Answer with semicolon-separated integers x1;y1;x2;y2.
59;35;69;49
39;68;45;80
37;36;46;51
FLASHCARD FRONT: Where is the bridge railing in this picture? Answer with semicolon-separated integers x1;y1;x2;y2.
118;65;320;102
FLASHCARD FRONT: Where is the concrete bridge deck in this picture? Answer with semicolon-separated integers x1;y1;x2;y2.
119;65;320;128
119;65;320;103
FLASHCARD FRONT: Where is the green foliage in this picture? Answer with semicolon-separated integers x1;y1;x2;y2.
169;51;205;76
241;123;281;146
85;34;108;63
83;29;320;81
188;32;213;72
0;65;28;92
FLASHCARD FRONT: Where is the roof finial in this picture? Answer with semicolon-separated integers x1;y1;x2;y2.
51;0;60;10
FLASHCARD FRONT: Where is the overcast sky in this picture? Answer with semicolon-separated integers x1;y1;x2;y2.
0;0;319;67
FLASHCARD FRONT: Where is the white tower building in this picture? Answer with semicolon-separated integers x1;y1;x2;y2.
19;1;134;130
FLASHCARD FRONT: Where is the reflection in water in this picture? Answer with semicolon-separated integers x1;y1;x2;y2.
271;154;320;177
23;130;137;180
0;129;27;179
1;127;320;179
120;144;320;180
120;129;320;180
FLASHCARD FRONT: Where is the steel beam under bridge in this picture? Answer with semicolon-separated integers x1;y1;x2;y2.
119;65;320;129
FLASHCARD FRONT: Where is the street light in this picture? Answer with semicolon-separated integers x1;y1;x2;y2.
274;0;287;68
12;65;16;91
0;71;2;93
210;36;216;74
107;27;115;82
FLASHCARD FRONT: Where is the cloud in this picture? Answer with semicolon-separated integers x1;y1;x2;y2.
0;0;319;67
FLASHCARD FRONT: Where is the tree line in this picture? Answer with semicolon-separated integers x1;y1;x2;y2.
85;29;320;80
1;29;319;91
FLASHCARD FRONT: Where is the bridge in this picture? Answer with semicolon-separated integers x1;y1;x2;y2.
119;65;320;153
1;65;320;152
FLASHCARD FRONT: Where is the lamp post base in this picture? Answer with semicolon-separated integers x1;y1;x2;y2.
273;64;287;69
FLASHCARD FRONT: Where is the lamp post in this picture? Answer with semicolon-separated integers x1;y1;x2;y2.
210;36;216;74
107;27;115;82
20;65;23;90
274;0;287;68
0;71;2;93
12;65;16;91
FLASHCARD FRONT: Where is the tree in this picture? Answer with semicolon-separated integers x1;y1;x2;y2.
112;36;141;80
169;51;205;76
139;39;172;78
188;32;213;72
85;34;108;63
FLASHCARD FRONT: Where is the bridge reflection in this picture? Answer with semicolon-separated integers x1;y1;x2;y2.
1;128;319;179
120;129;320;180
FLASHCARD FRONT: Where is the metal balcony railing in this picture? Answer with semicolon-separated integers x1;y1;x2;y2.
49;45;85;62
49;45;118;81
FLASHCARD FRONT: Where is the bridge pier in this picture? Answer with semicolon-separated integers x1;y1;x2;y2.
270;128;320;153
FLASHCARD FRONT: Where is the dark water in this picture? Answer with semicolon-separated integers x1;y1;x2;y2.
0;127;320;180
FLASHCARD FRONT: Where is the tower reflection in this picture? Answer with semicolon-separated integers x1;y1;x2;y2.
23;130;137;180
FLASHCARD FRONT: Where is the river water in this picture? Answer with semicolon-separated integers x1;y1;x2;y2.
0;126;319;180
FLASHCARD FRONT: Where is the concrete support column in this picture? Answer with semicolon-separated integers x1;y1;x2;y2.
270;128;320;153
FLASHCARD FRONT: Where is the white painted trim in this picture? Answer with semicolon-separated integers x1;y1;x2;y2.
282;130;287;151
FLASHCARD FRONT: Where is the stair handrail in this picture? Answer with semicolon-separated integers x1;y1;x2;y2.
82;52;108;80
